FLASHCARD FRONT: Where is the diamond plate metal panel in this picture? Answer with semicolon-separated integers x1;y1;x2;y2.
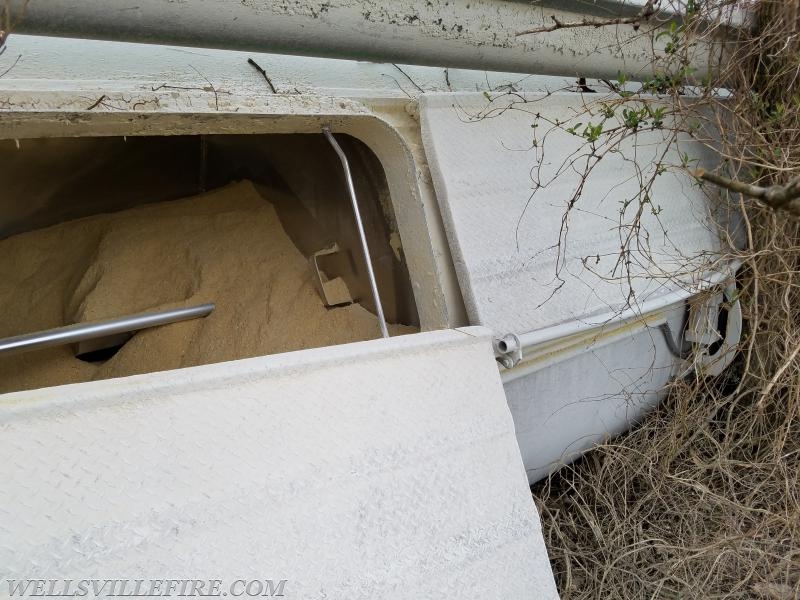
0;328;557;599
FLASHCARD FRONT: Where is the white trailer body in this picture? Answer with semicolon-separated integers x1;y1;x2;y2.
0;10;737;598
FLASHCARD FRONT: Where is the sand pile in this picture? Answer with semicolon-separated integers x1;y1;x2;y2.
0;180;413;393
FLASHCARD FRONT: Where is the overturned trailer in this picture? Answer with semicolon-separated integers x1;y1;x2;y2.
0;2;739;598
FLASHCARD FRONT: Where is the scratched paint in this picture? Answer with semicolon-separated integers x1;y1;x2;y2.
12;0;684;79
262;0;652;56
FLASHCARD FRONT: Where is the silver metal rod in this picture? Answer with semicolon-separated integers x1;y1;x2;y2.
4;0;709;81
323;127;389;339
0;303;215;357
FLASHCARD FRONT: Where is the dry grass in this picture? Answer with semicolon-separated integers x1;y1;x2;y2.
532;1;800;598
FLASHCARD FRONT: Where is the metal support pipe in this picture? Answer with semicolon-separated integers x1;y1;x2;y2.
514;266;738;355
5;0;711;80
323;127;389;339
0;303;215;357
495;262;742;376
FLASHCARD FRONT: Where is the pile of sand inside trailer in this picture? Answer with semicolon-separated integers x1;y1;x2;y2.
0;180;413;393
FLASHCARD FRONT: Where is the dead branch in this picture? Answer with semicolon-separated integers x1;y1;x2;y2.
86;94;107;111
247;57;277;94
516;0;658;36
189;64;220;111
392;63;425;93
694;169;800;215
0;52;19;78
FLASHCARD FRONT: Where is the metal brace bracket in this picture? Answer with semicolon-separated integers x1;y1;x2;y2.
310;243;354;307
494;333;522;369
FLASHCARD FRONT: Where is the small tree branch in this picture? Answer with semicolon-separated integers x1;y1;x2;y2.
247;58;277;94
0;52;20;78
694;169;800;216
516;0;657;36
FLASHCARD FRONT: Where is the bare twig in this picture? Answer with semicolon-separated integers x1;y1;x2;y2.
0;52;19;78
189;64;220;111
247;57;277;94
86;94;107;111
392;63;425;93
695;169;800;215
151;82;231;95
516;0;658;36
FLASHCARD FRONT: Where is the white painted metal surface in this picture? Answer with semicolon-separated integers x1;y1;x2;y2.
503;303;686;482
9;0;693;81
0;328;558;599
419;91;738;482
420;91;721;337
0;34;566;98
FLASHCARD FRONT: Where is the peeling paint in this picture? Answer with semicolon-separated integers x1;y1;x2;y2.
0;89;370;116
13;0;685;80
